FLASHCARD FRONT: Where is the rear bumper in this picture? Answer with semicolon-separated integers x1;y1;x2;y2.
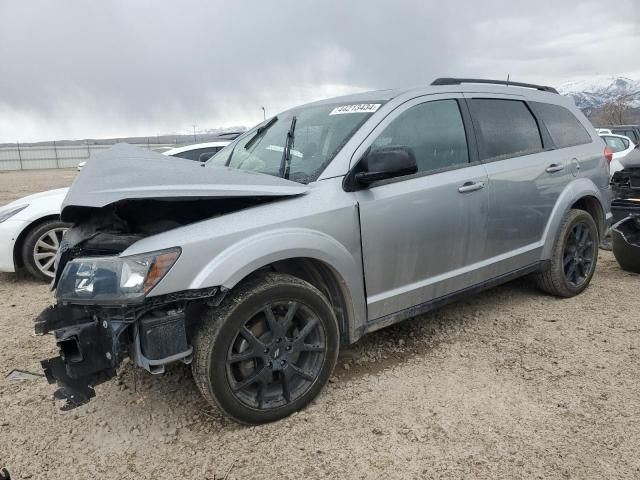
0;219;27;272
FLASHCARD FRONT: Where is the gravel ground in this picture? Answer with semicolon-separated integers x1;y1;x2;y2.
1;169;639;479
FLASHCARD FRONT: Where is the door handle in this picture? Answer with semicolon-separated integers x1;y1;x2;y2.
545;164;565;173
457;181;485;193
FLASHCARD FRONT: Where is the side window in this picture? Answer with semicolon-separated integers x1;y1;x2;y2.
468;99;543;160
604;136;627;153
370;99;469;173
532;102;592;148
173;148;207;161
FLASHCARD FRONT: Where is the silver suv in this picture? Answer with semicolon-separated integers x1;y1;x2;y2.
38;78;612;424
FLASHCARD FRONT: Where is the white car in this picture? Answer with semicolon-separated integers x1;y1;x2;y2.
1;141;230;280
77;140;231;170
599;133;635;174
596;128;612;135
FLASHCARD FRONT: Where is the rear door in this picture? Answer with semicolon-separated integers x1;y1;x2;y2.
464;95;568;275
353;94;490;321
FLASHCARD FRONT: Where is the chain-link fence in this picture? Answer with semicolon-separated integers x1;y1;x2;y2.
0;142;176;171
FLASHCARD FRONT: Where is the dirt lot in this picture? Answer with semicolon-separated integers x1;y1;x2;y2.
1;169;639;479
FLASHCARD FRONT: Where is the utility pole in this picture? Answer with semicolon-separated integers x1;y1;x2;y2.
261;106;266;120
192;125;197;143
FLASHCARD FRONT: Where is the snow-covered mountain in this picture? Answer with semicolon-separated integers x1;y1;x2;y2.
557;76;640;111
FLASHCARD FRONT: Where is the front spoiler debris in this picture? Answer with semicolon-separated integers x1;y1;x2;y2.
612;215;640;274
611;215;640;273
41;357;115;410
36;287;225;410
35;305;122;410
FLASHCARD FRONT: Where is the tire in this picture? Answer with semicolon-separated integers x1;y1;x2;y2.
192;272;340;424
21;219;70;282
535;209;598;297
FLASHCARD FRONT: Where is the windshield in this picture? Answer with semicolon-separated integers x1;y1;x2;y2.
207;101;384;183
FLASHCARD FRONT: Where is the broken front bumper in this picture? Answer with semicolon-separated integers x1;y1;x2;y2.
35;289;222;410
36;304;130;410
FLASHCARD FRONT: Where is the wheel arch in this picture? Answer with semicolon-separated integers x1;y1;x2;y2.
570;195;606;239
541;178;609;260
181;228;367;345
12;214;62;270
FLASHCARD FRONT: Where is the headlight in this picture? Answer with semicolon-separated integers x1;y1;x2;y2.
56;248;180;304
0;204;28;223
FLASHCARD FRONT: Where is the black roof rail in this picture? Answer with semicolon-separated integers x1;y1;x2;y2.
431;77;558;94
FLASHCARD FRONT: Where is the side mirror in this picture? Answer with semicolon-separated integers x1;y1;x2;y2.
348;146;417;189
199;152;215;162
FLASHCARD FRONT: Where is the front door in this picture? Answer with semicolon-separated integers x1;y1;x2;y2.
352;95;490;321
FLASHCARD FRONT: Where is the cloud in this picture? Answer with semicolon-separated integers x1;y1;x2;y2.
0;0;638;141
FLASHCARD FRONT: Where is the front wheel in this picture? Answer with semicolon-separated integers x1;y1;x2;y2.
192;273;340;424
535;209;598;297
21;219;70;282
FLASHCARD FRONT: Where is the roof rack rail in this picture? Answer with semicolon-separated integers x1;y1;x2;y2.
431;77;558;94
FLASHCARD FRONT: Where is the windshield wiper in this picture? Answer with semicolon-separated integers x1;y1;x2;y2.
244;116;278;151
279;116;297;179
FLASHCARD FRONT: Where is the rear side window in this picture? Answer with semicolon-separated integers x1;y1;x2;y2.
173;147;222;161
370;99;469;173
603;136;628;152
532;102;592;148
469;99;542;161
612;129;638;143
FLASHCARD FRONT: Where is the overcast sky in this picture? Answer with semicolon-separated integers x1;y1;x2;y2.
1;0;639;142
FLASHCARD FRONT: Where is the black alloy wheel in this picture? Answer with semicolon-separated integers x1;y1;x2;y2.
192;273;339;424
563;221;596;287
535;209;599;297
226;300;326;410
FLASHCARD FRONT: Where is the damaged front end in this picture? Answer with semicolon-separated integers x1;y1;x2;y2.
37;287;224;410
610;152;640;223
611;215;640;274
610;153;640;274
39;219;216;410
37;144;308;410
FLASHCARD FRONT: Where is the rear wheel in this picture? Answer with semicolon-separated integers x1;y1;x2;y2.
192;272;339;424
535;209;598;297
21;220;70;282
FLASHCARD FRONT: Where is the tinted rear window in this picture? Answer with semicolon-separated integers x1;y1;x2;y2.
612;129;639;142
469;99;542;160
532;102;592;148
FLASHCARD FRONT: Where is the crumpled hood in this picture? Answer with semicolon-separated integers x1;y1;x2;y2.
61;143;308;216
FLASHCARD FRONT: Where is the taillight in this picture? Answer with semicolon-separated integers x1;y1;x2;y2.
604;146;613;165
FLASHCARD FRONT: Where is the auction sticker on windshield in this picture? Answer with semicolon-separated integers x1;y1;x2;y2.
329;104;381;115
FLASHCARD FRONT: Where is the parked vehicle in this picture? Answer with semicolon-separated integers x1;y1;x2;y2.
163;140;232;162
596;128;612;135
609;125;640;146
599;133;635;173
610;149;640;223
0;141;229;281
76;140;232;171
37;78;612;424
610;152;640;272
